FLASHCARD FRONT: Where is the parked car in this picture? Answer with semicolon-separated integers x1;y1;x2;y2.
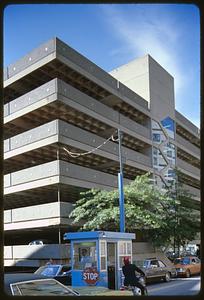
173;256;201;277
134;258;177;283
4;273;79;296
4;273;133;296
28;239;52;245
34;264;72;285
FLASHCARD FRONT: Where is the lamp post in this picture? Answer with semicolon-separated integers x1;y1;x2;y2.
118;129;125;232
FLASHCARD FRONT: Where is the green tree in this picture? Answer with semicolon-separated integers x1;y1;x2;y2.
69;173;200;249
169;179;199;252
69;173;172;232
147;177;200;251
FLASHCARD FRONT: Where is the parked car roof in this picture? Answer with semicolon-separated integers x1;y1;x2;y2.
4;273;78;296
4;273;49;295
174;256;200;264
5;273;46;288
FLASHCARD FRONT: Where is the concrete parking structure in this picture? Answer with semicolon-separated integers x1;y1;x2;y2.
3;37;200;269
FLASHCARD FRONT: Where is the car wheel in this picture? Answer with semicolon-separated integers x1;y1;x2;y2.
164;272;171;282
185;269;191;278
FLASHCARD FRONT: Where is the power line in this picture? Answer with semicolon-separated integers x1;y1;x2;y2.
62;130;118;158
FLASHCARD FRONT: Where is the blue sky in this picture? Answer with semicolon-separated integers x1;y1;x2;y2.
4;4;200;128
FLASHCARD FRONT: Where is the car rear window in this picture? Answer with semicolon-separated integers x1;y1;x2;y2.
175;257;190;265
134;260;149;268
35;266;60;276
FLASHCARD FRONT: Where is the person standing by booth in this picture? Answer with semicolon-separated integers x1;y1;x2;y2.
122;257;147;295
80;248;92;269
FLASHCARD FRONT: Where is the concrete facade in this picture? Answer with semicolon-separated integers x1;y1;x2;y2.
4;37;200;268
109;55;175;120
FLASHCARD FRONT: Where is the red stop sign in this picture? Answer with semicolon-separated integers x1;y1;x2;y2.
83;267;99;285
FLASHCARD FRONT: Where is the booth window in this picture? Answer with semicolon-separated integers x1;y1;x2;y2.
100;240;107;271
118;241;132;268
73;242;97;270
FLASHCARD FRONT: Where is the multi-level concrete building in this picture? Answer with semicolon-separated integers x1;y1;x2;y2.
4;38;200;270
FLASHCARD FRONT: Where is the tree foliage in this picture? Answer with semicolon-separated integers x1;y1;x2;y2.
137;177;200;250
69;173;200;248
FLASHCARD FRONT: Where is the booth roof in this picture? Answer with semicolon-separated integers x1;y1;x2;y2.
63;231;135;241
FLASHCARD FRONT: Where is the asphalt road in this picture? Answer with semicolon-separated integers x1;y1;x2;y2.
147;276;200;296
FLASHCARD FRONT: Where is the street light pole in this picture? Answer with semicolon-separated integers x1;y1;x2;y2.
118;128;125;232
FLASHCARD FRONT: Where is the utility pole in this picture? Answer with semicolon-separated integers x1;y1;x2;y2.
118;128;125;232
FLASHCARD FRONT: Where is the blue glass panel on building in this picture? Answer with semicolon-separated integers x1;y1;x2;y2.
161;117;175;139
161;116;175;132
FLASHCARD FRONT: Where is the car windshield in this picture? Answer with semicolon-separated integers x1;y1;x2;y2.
11;279;76;296
35;266;60;276
174;257;190;265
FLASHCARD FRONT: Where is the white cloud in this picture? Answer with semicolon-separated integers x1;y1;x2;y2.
99;4;200;128
100;5;188;107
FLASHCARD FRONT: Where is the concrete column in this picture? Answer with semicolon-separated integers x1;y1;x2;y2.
57;174;61;244
58;227;61;244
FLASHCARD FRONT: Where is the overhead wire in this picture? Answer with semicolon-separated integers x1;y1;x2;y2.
62;130;119;158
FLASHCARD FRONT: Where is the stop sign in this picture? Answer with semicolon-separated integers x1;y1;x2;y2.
83;267;99;285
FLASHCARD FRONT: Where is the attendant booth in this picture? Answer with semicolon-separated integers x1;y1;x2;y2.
63;231;135;289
